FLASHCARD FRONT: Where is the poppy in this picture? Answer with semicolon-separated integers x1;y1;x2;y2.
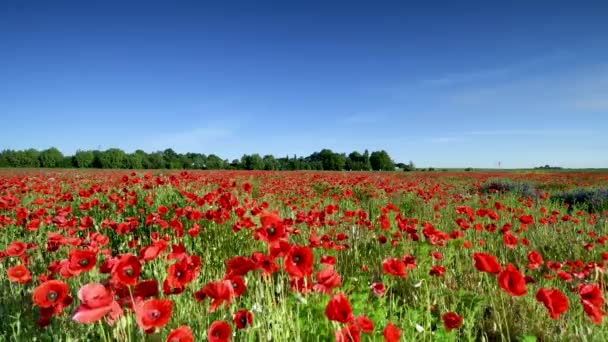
325;293;353;323
579;284;605;324
6;241;27;257
256;212;285;243
442;312;463;331
535;288;568;319
353;315;374;333
313;266;342;294
166;259;196;291
233;309;253;329
32;280;70;308
370;282;385;296
134;298;173;331
7;264;32;284
68;249;97;274
382;258;407;278
335;324;360;342
112;253;141;286
167;326;194;342
527;250;544;270
208;320;231;342
73;283;122;324
472;253;501;274
497;264;527;296
194;280;233;312
284;245;314;279
382;322;401;342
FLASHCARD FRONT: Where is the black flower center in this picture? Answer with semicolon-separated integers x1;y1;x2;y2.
150;310;160;319
240;315;248;326
267;226;276;235
123;267;134;276
79;259;89;267
293;255;301;263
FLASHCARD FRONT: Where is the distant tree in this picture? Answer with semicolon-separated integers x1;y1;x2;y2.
205;154;224;169
74;150;95;168
403;160;415;172
263;155;279;170
97;148;127;169
39;147;64;168
369;150;394;171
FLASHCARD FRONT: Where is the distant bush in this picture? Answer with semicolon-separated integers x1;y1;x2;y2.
464;167;473;172
479;178;538;198
551;188;608;213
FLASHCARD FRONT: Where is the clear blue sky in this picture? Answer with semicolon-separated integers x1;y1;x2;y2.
1;0;607;168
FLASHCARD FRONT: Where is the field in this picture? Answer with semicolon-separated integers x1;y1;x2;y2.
1;169;608;342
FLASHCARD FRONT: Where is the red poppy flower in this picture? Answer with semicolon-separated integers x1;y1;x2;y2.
284;245;314;279
6;241;27;257
7;264;32;284
225;256;257;278
167;326;194;342
580;284;605;324
430;265;446;277
497;264;527;296
112;253;141;286
335;324;360;342
325;293;353;323
208;320;231;342
536;288;568;319
382;322;401;342
194;280;233;312
32;280;70;308
382;258;407;278
472;253;501;274
527;250;544;270
134;298;173;331
68;249;97;274
256;212;285;243
73;283;122;324
313;266;342;294
353;315;374;333
166;259;196;291
442;312;463;331
370;282;385;296
234;309;253;329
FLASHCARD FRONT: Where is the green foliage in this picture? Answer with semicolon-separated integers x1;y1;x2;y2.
74;150;95;168
0;147;407;172
370;150;394;171
38;147;64;167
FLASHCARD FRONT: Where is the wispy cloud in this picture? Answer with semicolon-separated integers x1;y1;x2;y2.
421;51;571;87
465;129;594;137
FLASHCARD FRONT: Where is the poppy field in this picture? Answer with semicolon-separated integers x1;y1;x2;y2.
1;169;608;342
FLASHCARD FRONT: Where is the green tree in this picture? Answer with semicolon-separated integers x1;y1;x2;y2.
370;150;394;171
39;147;64;168
97;148;127;168
74;150;95;168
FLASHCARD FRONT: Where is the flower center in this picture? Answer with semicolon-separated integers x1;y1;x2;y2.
47;291;58;301
293;255;301;263
123;267;134;276
79;259;89;267
267;226;275;235
175;271;182;278
150;310;160;319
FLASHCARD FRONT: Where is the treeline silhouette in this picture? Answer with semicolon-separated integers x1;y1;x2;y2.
0;147;414;171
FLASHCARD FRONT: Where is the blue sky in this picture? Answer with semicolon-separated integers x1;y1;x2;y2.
1;0;607;168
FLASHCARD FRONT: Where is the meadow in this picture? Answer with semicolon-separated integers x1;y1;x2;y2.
1;169;608;341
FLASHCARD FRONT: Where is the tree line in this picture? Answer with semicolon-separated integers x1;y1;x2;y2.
0;147;415;171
